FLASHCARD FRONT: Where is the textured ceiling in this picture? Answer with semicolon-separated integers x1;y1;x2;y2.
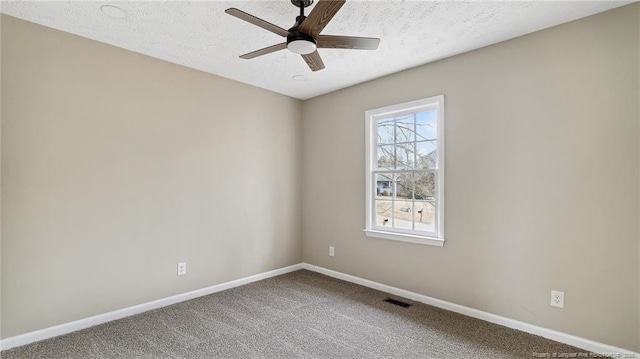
1;1;633;99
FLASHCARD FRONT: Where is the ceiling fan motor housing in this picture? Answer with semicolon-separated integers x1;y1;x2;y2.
286;29;317;55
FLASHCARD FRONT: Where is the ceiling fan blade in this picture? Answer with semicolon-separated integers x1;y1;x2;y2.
298;0;346;37
240;43;287;59
302;51;325;72
225;8;289;37
317;35;380;50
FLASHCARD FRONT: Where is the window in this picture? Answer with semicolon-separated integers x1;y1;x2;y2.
364;95;445;246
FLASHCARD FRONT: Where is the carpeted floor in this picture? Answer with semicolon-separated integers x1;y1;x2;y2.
2;269;589;358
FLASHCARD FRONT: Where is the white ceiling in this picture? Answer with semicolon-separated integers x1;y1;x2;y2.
1;1;633;100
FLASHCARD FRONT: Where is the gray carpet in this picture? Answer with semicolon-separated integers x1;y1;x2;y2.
2;270;588;358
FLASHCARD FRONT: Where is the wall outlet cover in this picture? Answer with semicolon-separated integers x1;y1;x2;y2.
177;262;187;276
551;290;564;308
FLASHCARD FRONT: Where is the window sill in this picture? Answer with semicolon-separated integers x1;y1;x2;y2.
363;229;445;247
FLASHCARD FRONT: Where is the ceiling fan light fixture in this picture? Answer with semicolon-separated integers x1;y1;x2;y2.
287;39;317;55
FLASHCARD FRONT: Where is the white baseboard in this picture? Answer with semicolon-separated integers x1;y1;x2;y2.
0;263;304;351
2;262;636;355
301;263;638;356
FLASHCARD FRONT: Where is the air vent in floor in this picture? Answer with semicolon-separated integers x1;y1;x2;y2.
383;298;412;308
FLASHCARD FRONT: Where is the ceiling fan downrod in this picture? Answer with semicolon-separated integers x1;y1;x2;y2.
293;0;313;26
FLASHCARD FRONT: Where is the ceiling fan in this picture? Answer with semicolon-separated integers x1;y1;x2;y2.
225;0;380;72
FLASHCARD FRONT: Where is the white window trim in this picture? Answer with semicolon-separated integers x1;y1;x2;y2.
364;95;445;247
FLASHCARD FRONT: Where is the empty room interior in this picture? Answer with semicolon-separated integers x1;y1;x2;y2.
0;0;639;358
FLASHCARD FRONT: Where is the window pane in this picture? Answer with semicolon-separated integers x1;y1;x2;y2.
375;200;393;228
417;140;437;169
377;145;394;170
377;118;395;145
416;111;437;142
393;200;413;230
375;173;394;199
394;172;413;200
394;115;415;143
414;201;435;232
395;143;415;169
414;172;435;200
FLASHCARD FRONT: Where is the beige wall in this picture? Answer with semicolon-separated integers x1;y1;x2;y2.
303;4;639;351
1;15;302;338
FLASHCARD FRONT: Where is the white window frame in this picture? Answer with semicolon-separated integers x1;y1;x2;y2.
364;95;445;247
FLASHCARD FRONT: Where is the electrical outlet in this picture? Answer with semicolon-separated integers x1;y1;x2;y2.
177;262;187;276
550;290;564;308
329;246;335;257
